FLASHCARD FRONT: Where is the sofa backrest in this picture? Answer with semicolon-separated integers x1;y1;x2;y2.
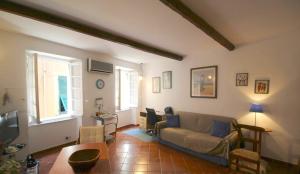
177;111;237;134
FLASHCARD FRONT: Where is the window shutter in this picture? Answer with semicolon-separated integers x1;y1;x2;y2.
120;70;130;110
70;61;83;116
115;69;120;110
115;67;139;111
129;71;138;107
26;53;38;124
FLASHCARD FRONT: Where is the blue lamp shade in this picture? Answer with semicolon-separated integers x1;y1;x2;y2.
249;104;263;113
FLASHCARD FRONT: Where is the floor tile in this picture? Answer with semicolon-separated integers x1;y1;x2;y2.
35;126;298;174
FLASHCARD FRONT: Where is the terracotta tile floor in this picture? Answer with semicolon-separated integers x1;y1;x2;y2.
35;127;299;174
108;132;229;174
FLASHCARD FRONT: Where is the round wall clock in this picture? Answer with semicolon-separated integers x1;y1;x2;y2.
96;79;105;89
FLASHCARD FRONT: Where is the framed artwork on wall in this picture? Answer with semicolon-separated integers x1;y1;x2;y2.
162;71;172;89
255;80;270;94
152;77;161;93
190;65;218;98
236;73;248;86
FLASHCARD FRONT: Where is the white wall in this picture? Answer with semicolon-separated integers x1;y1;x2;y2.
0;30;141;157
28;118;81;153
142;30;300;164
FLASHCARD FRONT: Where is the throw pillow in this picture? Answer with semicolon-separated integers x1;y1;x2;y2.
211;120;230;138
166;115;180;128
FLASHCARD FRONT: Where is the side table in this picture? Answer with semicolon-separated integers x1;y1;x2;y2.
92;113;118;141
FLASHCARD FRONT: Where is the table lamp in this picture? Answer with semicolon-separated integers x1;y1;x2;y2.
249;104;263;126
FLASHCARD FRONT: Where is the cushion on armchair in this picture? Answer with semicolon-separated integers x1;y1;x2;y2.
211;120;230;138
166;115;180;127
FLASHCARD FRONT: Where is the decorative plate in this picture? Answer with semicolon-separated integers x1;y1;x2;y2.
96;79;105;89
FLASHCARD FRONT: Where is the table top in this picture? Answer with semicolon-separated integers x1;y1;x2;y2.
49;143;110;174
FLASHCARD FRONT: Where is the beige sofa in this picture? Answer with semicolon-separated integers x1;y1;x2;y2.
156;111;238;166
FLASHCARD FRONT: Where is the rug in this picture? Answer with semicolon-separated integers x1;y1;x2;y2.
122;128;158;142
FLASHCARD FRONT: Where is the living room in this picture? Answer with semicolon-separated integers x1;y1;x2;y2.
0;0;299;174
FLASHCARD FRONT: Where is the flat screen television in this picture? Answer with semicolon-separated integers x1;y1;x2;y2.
0;110;19;145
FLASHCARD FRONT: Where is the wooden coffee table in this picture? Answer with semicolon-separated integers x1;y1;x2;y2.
49;143;110;174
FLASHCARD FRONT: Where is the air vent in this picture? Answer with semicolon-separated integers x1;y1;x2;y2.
87;58;113;74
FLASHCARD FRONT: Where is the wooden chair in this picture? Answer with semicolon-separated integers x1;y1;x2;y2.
229;124;265;174
77;125;104;144
298;157;300;174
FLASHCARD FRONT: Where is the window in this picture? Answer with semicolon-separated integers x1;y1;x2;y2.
26;51;83;124
58;76;68;113
115;66;138;111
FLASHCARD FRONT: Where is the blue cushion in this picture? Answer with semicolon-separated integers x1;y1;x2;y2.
166;115;180;127
211;120;230;138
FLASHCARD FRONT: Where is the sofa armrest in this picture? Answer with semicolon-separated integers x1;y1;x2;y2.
155;120;167;136
156;120;167;129
223;130;238;149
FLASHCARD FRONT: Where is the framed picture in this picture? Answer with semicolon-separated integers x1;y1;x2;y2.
255;80;270;94
236;73;248;86
162;71;172;89
152;77;161;93
190;65;217;98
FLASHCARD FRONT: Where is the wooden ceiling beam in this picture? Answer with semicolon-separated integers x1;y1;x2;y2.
160;0;235;51
0;1;184;61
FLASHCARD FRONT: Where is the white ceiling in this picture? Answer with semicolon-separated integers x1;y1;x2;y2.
0;0;299;64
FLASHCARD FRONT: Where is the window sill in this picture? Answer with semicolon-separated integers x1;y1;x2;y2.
115;109;130;113
29;115;81;127
115;106;138;113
